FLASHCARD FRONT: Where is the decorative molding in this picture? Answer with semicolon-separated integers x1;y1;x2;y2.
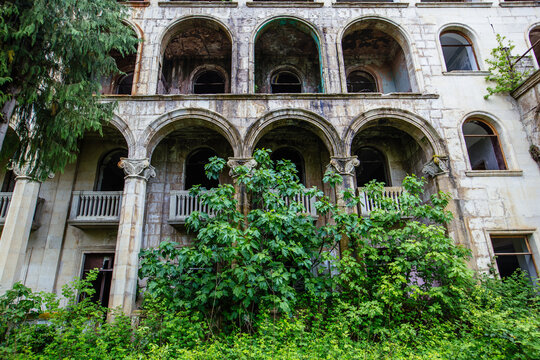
422;155;449;177
499;1;539;7
465;170;523;177
158;1;238;7
416;2;492;8
10;163;54;181
227;157;258;178
333;2;408;8
442;71;491;76
118;158;156;181
327;156;360;176
247;1;324;8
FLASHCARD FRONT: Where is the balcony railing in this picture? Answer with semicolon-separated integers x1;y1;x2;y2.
169;190;215;225
69;191;123;228
0;192;12;225
357;186;403;215
169;189;318;226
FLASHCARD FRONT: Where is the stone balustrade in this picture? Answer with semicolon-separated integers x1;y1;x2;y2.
357;186;403;215
68;191;123;228
0;192;12;225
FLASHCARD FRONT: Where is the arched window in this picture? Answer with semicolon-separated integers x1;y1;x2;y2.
193;70;226;94
95;149;128;191
355;147;389;187
463;119;506;171
116;72;134;95
529;26;540;67
270;71;302;94
271;147;305;185
347;70;377;93
440;31;479;71
185;148;219;189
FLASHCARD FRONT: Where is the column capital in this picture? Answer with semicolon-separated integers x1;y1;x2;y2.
422;155;449;178
227;157;257;178
326;156;360;176
118;158;156;181
10;162;53;181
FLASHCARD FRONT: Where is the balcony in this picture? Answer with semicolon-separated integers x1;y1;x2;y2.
168;190;318;228
357;186;403;216
69;191;123;229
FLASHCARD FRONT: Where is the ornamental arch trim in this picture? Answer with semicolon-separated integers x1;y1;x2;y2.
243;108;340;157
140;108;242;159
343;108;446;158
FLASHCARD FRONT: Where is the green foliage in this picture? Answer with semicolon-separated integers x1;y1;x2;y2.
0;0;138;180
485;34;531;99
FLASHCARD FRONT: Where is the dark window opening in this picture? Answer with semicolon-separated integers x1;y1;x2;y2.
491;236;538;281
1;170;16;192
440;32;478;71
79;253;114;308
116;72;134;95
463;120;506;171
185;148;219;189
530;27;540;67
271;147;305;185
193;70;226;94
96;149;128;191
355;147;389;187
347;70;377;93
271;71;302;94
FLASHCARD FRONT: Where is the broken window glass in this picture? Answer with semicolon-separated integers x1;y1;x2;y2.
463;120;506;171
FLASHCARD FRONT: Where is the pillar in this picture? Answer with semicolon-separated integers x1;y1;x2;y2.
326;156;360;256
0;166;41;293
109;158;155;315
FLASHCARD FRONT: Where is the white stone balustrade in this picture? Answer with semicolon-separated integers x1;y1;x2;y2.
357;186;403;215
69;191;123;227
168;190;215;225
282;192;318;218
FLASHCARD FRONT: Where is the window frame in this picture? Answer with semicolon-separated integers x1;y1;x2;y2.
462;118;508;171
346;69;379;93
490;234;539;280
440;30;480;72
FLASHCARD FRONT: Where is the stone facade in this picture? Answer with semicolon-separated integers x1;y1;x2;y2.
1;0;539;314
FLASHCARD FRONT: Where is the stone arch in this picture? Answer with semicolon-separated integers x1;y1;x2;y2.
437;23;482;71
141;108;242;159
250;16;326;93
243;109;340;157
157;16;234;95
338;16;421;93
109;114;136;157
343;108;446;158
121;20;144;95
528;22;540;68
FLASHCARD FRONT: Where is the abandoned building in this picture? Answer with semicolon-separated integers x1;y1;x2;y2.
0;0;539;315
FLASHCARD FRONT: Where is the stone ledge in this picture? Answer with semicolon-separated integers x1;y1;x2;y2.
246;1;324;8
465;170;523;177
499;1;539;7
68;220;121;229
102;92;440;101
121;1;150;7
416;2;492;8
333;1;408;8
511;69;540;100
158;1;238;7
442;70;491;76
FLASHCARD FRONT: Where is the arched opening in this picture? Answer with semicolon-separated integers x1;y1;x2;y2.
347;70;378;93
255;18;323;93
355;147;389;186
254;124;330;189
95;149;128;191
158;19;231;94
530;26;540;67
463;119;507;171
270;70;302;94
185;148;219;189
193;70;226;94
342;20;414;93
101;26;138;95
440;31;479;71
271;147;306;185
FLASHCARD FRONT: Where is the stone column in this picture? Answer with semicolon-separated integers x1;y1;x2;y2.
0;166;41;293
227;157;257;217
109;158;155;315
326;156;360;256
